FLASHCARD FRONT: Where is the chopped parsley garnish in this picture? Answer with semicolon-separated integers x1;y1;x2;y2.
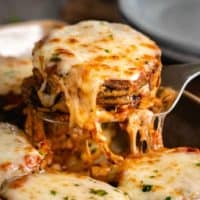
195;162;200;166
63;197;75;200
165;196;171;200
124;192;128;196
142;184;152;192
100;21;106;25
114;188;120;193
109;34;113;39
74;183;80;186
104;49;111;53
38;150;46;156
50;190;57;195
90;188;108;196
149;175;155;178
50;54;61;62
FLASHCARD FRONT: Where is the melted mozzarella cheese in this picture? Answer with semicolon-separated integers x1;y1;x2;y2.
33;20;161;77
0;123;43;186
0;56;33;95
27;20;163;169
33;20;161;128
1;172;128;200
119;147;200;200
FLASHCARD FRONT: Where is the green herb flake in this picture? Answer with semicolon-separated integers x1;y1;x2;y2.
165;196;171;200
50;190;57;195
38;150;46;156
50;54;61;62
63;197;68;200
124;192;128;196
142;184;152;192
74;183;80;186
90;188;108;196
195;162;200;166
109;34;113;39
149;175;155;178
100;21;106;25
104;49;111;53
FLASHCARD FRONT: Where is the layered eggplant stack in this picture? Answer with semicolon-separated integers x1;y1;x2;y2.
22;21;162;181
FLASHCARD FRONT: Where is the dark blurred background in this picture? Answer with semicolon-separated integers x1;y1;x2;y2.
0;0;121;23
1;0;199;64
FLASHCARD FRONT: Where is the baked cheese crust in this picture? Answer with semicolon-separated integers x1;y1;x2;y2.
22;20;163;180
0;123;43;186
119;147;200;200
0;56;32;95
32;20;161;127
1;172;128;200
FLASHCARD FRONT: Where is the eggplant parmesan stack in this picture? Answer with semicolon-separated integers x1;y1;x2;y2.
22;21;162;180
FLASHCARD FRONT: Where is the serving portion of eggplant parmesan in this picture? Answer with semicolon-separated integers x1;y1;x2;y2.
0;19;198;200
22;20;162;181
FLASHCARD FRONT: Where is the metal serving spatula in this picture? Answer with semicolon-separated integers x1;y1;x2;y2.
156;63;200;117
